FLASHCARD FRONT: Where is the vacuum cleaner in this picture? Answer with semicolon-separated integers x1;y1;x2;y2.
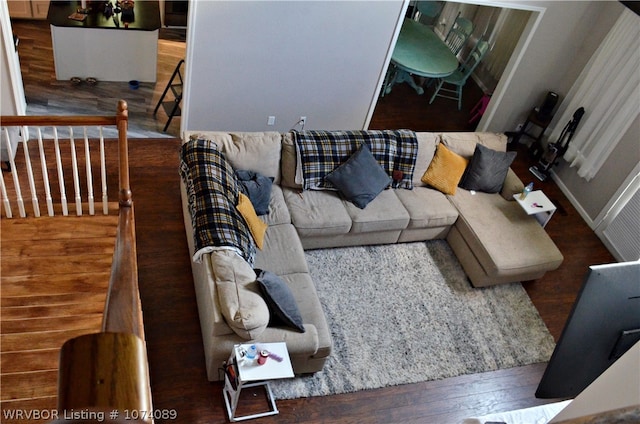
530;107;585;181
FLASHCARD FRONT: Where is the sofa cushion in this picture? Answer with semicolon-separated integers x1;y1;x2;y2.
210;250;269;340
278;273;331;358
283;187;352;237
236;193;268;249
254;223;309;276
440;132;507;159
256;269;306;332
500;168;525;201
236;170;273;215
262;185;291;226
325;144;392;209
395;187;459;229
344;189;410;233
187;131;282;184
459;144;516;193
413;132;439;187
448;189;563;277
280;132;302;189
421;143;469;195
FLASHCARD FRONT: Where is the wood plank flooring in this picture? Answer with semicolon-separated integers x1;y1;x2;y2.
11;20;185;138
129;139;614;424
5;17;617;424
0;214;117;421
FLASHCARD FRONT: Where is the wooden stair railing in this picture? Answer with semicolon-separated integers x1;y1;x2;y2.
1;101;152;423
1;106;127;218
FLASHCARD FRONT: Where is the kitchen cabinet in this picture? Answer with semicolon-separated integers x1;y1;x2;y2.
48;1;161;82
7;1;50;19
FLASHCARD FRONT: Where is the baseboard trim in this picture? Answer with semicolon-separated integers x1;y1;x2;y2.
550;170;596;230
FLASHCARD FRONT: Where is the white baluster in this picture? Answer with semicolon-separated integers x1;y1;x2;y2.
21;126;41;217
84;127;95;215
37;127;55;216
53;127;69;216
99;127;108;215
3;127;25;217
69;127;82;216
0;164;12;218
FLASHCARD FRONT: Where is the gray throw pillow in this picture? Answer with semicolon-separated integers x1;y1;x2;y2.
459;144;517;193
325;144;392;209
255;269;305;333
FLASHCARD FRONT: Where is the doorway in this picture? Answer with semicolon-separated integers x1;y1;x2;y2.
368;0;543;133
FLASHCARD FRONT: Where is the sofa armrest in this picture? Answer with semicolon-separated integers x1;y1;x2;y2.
500;168;525;201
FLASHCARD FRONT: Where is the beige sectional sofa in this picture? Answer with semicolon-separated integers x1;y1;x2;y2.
179;130;563;381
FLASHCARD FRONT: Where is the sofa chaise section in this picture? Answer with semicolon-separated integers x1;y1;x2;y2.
440;132;564;287
447;189;564;287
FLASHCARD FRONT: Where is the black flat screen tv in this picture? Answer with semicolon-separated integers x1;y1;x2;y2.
535;261;640;399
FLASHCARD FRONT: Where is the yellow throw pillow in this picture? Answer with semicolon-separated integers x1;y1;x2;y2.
236;193;267;249
421;143;469;195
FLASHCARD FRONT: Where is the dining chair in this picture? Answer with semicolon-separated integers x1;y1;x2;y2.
429;40;490;110
444;14;474;56
413;1;444;27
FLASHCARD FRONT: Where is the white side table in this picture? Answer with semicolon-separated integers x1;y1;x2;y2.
223;342;294;422
513;190;557;228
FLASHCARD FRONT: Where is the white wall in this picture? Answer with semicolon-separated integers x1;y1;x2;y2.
549;341;640;422
183;0;405;132
1;1;26;162
554;114;640;222
0;1;26;115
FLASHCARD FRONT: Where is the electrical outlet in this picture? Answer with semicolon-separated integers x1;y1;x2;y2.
267;116;276;126
516;123;523;132
300;116;307;129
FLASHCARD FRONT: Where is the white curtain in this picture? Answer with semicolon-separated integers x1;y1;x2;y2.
549;8;640;181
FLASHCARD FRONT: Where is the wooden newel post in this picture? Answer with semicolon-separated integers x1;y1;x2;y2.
57;333;152;423
116;100;132;207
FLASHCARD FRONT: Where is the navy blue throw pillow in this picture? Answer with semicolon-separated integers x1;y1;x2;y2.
235;170;274;215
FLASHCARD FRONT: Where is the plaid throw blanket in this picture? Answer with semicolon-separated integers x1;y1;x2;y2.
292;130;418;190
179;138;256;266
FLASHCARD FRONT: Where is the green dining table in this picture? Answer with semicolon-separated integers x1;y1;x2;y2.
383;18;459;96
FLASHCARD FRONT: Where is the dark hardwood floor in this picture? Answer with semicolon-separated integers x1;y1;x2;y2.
6;18;615;424
132;140;614;424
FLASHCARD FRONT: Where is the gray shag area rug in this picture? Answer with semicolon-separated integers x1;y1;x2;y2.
270;240;555;399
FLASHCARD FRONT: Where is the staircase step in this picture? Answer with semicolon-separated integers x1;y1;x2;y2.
1;313;103;334
1;292;106;308
1;301;105;320
0;370;58;401
1;349;59;374
1;328;96;352
1;272;111;298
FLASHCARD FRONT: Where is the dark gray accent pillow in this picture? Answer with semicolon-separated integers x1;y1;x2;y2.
459;144;517;193
235;170;273;216
255;269;305;333
325;144;392;209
